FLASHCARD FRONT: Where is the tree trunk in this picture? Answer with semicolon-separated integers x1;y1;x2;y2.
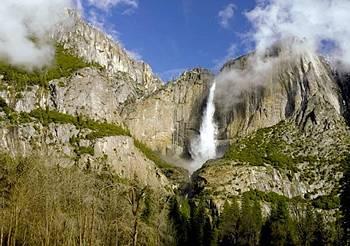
89;206;95;246
7;212;12;246
115;221;119;246
1;225;3;246
132;217;138;246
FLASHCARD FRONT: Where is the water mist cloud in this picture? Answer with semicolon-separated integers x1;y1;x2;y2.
0;0;74;69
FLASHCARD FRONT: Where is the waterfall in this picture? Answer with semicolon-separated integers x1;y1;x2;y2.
190;81;218;172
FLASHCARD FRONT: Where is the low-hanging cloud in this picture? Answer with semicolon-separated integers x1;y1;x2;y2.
215;0;350;112
0;0;74;69
246;0;350;69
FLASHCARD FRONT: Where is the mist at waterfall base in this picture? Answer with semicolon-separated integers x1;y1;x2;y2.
189;82;218;173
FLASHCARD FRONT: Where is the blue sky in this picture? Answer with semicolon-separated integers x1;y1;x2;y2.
80;0;257;80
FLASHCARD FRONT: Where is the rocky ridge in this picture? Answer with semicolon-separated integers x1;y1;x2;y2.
55;11;162;99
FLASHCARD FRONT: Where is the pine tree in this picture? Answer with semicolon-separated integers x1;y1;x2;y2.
296;205;316;245
312;212;328;246
169;197;191;245
237;196;262;246
260;199;297;246
341;155;350;245
218;197;240;246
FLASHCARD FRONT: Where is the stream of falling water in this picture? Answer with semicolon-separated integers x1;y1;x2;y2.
190;81;218;172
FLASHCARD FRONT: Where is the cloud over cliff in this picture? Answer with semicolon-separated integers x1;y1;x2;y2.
215;0;350;111
0;0;74;69
246;0;350;69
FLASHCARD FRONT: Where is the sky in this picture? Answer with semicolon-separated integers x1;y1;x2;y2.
3;0;349;80
78;0;257;80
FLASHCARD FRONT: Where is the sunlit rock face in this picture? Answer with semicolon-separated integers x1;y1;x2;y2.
55;12;162;97
216;49;344;140
123;68;214;157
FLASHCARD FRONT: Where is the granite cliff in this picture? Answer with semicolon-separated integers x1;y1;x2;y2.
192;49;350;208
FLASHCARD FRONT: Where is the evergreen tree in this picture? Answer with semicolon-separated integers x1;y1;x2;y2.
218;198;240;245
260;199;297;246
190;199;215;246
296;205;316;245
169;197;191;245
341;156;350;245
312;212;329;246
237;195;262;246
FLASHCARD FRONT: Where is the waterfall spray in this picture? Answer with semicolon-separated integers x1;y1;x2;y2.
190;81;218;172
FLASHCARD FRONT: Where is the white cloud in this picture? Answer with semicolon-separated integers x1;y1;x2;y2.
0;0;74;69
87;0;138;12
125;50;142;60
245;0;350;69
218;3;236;29
215;0;350;115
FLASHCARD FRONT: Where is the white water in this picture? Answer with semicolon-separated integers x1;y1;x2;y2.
190;82;218;172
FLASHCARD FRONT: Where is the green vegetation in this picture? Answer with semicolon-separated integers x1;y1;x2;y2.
84;120;131;139
0;45;98;90
18;108;130;138
75;146;95;156
341;154;350;244
0;97;13;117
169;196;192;245
244;189;340;211
312;193;340;210
243;189;289;204
217;195;263;246
29;108;77;125
170;188;345;246
0;153;174;245
134;139;173;168
224;122;315;172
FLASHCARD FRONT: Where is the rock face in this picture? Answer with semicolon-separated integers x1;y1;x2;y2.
216;50;344;140
48;67;147;122
0;120;170;190
0;67;144;123
191;49;350;207
55;12;162;97
123;68;214;157
91;136;169;188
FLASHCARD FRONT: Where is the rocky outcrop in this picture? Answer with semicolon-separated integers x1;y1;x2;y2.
0;67;149;123
216;50;344;140
0;120;170;190
55;12;162;96
48;68;141;122
123;68;214;157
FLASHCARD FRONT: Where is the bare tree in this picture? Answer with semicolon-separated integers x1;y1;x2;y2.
126;185;148;246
